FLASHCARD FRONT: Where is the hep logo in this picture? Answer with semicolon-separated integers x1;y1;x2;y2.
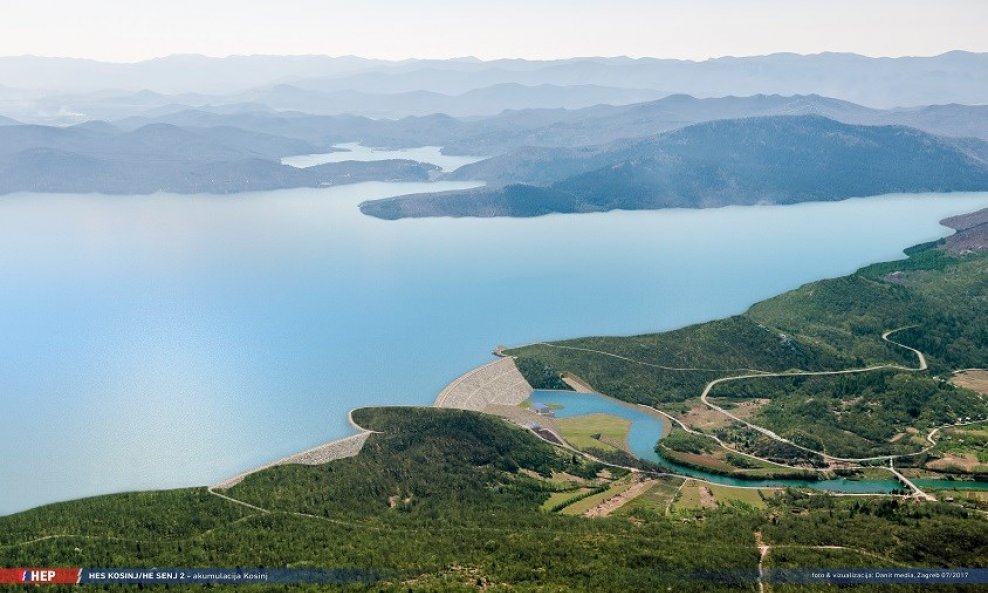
23;570;56;583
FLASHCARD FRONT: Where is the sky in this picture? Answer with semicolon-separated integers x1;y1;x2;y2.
0;0;985;62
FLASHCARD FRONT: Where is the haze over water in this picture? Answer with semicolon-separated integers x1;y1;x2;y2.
2;166;988;514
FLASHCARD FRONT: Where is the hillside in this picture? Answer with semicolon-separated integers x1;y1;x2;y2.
0;122;439;195
1;407;985;591
0;122;320;161
506;218;988;463
360;116;988;219
941;207;988;253
0;408;761;592
439;95;988;155
0;151;437;195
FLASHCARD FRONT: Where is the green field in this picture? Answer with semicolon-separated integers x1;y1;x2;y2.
555;413;631;452
541;488;592;511
672;482;775;512
560;477;635;515
615;477;685;516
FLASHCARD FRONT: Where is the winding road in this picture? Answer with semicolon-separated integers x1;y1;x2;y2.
696;327;929;464
538;326;987;501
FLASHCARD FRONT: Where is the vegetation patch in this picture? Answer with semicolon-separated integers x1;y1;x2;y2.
925;422;988;474
513;356;572;390
673;482;774;512
661;429;716;455
709;371;988;459
561;478;636;515
541;488;593;512
555;413;632;453
616;477;686;516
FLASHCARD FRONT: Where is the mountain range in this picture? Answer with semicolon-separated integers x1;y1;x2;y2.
1;52;986;124
4;92;988;199
113;94;988;158
359;115;988;219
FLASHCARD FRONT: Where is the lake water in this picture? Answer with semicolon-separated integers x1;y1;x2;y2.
281;142;486;172
2;161;988;514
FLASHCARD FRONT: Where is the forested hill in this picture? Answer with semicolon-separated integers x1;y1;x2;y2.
0;122;439;195
2;406;986;591
359;116;988;219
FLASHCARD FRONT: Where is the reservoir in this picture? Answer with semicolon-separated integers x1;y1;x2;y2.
2;148;988;514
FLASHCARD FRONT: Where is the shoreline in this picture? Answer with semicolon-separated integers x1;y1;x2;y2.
169;207;988;497
211;356;535;490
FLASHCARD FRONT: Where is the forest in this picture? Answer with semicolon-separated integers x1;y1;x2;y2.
2;407;986;592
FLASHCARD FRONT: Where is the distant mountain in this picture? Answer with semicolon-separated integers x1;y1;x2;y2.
0;121;437;195
288;52;988;108
359;116;988;219
0;150;437;195
115;94;988;161
886;104;988;142
12;82;667;123
0;122;319;161
232;82;665;118
447;98;988;186
0;114;19;126
441;95;988;155
115;110;471;152
1;52;985;108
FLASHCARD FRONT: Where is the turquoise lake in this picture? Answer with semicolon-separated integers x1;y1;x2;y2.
2;155;988;513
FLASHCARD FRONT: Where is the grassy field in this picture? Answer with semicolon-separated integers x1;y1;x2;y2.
711;485;775;509
561;477;636;515
541;488;592;511
669;480;775;512
615;476;686;516
555;413;631;452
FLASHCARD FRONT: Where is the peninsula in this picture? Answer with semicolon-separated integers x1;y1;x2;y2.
359;116;988;219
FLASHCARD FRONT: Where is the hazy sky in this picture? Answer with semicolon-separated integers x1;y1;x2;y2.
1;0;985;62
